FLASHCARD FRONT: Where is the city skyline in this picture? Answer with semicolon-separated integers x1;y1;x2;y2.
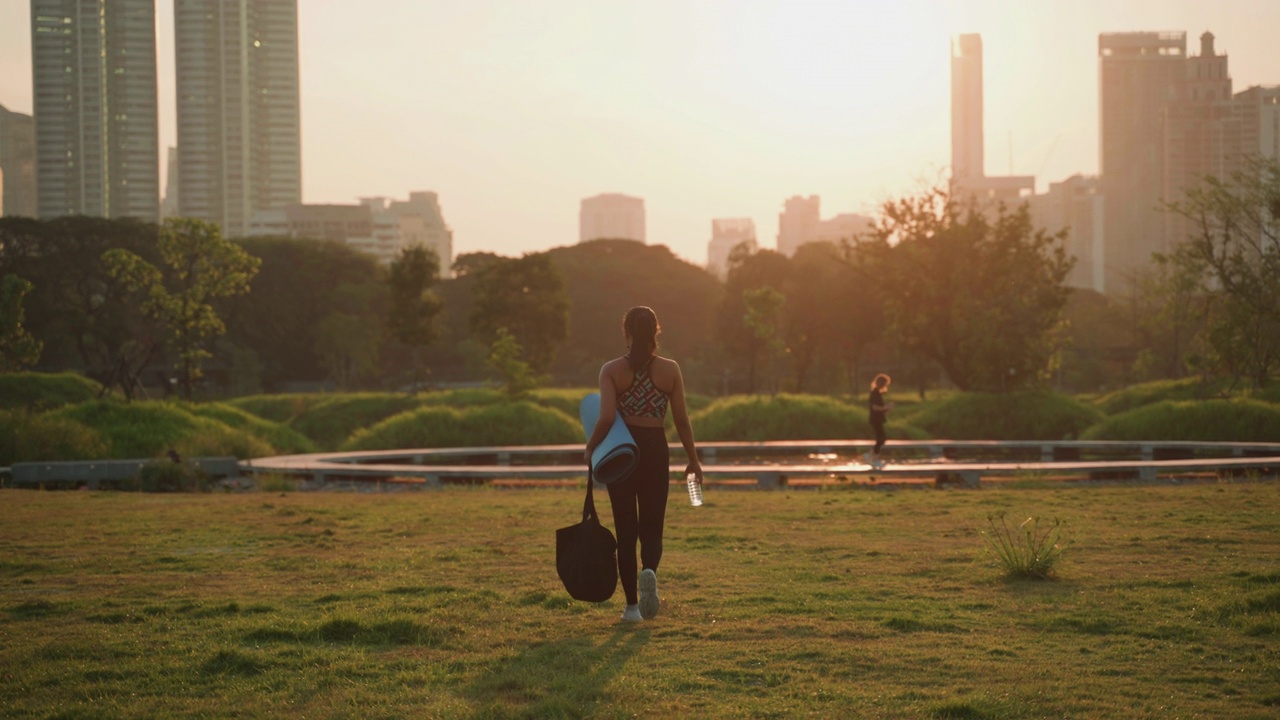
2;0;1279;265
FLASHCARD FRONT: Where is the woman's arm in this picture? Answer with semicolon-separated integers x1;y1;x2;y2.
668;361;703;481
584;362;618;464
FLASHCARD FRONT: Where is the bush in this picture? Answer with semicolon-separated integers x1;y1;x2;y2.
906;391;1104;441
49;400;274;459
1081;399;1280;442
190;403;315;454
689;393;927;442
132;460;210;493
0;372;103;411
0;408;108;464
341;402;580;450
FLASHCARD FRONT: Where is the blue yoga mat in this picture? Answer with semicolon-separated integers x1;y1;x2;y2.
579;392;639;485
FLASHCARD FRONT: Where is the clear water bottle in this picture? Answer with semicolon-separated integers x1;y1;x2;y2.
687;472;703;507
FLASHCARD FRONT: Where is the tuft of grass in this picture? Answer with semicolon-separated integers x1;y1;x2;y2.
189;402;316;454
980;512;1066;580
1081;398;1280;442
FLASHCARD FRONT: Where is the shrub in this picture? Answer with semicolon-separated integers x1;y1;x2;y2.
529;388;591;419
0;372;103;411
341;402;580;451
1081;399;1280;442
981;513;1066;580
689;393;927;442
190;403;315;454
0;408;108;464
132;460;210;493
906;391;1104;441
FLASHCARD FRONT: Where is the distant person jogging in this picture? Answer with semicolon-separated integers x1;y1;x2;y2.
584;306;702;622
864;373;895;469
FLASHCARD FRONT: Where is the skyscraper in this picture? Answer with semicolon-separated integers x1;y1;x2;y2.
30;0;160;221
579;193;645;243
951;33;984;182
707;218;757;279
175;0;302;238
0;104;37;218
1098;31;1186;291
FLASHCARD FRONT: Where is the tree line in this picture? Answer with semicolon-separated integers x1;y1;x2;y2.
3;171;1277;398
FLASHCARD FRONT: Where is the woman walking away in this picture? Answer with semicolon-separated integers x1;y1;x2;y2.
585;306;702;622
864;373;895;469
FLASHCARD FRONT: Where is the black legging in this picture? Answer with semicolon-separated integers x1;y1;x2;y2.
606;425;670;606
872;420;886;454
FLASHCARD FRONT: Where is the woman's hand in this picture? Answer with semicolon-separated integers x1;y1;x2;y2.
685;461;704;484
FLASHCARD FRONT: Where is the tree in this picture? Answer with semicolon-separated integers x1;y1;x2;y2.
0;274;42;371
469;253;569;374
742;286;786;394
104;218;261;400
486;327;544;399
865;187;1074;391
316;312;381;390
221;237;385;391
387;245;443;392
716;247;790;393
1167;155;1280;387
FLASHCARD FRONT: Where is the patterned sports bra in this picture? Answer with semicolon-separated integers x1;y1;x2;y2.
616;356;669;419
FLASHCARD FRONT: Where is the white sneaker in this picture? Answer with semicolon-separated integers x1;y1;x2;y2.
639;569;660;620
621;604;642;622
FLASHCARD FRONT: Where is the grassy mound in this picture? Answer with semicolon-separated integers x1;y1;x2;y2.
286;394;431;449
341;402;580;451
689;393;927;442
0;372;103;411
1092;377;1240;415
1081;399;1280;442
49;400;274;459
904;391;1104;441
226;393;327;424
0;408;108;465
190;403;316;455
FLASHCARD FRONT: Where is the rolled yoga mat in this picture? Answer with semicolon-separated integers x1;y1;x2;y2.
579;392;639;485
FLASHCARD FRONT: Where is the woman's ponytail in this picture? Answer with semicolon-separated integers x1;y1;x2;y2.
623;306;660;371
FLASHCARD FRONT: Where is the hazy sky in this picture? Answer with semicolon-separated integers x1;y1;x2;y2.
2;0;1278;265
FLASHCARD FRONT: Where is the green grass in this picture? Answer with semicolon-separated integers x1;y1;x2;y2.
341;401;581;450
1081;398;1280;442
904;391;1105;441
189;402;317;455
1;483;1277;718
691;393;928;442
0;408;108;465
47;400;276;459
0;371;104;410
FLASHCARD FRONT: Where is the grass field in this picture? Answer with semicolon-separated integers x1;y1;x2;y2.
2;482;1279;719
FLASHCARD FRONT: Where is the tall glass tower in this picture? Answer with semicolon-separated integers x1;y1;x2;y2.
175;0;301;238
30;0;160;221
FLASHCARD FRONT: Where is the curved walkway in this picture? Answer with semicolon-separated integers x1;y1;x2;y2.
241;440;1280;489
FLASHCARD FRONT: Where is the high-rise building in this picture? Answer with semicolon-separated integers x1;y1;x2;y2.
0;104;37;218
1029;175;1106;293
247;191;454;273
175;0;302;238
951;33;984;182
1098;31;1186;291
30;0;160;221
707;218;757;279
776;195;819;256
949;33;1035;205
579;193;645;243
777;195;873;256
160;145;179;218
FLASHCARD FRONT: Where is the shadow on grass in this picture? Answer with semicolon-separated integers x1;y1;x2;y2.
464;628;648;718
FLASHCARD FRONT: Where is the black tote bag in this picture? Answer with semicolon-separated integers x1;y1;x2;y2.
555;473;618;602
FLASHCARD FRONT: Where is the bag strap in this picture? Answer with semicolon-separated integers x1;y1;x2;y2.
582;468;597;523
